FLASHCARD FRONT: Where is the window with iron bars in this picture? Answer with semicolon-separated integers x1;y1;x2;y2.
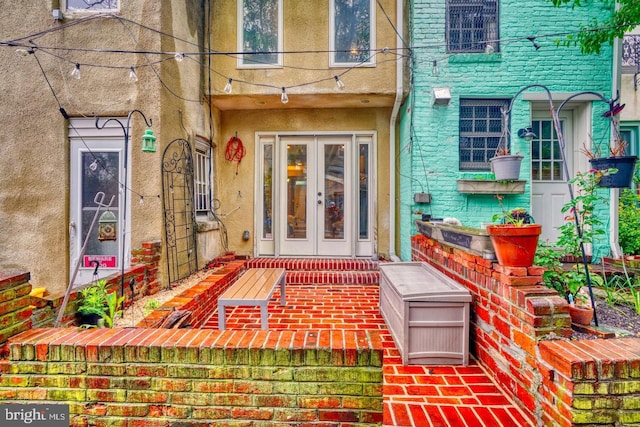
194;139;213;216
623;35;640;74
459;99;509;171
446;0;499;53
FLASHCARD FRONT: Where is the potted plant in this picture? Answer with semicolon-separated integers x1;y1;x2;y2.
583;103;637;188
77;279;124;328
490;147;524;181
486;197;542;267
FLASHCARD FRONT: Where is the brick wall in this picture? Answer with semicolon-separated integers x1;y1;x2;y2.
0;328;383;426
412;233;640;426
0;272;32;355
398;0;614;260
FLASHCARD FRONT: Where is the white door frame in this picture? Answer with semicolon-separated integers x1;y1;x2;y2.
255;131;375;258
69;118;128;287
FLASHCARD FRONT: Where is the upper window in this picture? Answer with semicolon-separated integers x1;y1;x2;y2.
238;0;283;68
330;0;375;67
194;139;213;216
446;0;499;53
65;0;119;12
459;99;509;171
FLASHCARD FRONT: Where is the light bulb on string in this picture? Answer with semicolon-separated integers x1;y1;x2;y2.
89;159;98;171
129;67;138;82
174;53;185;62
71;63;81;79
334;76;345;90
139;196;144;206
431;60;440;77
15;48;33;57
281;87;289;104
223;78;233;94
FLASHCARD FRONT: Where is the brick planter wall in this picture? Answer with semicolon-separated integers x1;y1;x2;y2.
412;234;640;426
0;328;383;426
0;272;33;354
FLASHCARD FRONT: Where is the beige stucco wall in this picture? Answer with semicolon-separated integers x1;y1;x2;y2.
0;2;211;293
216;107;391;258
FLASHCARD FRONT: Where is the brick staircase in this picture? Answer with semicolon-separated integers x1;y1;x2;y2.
245;257;380;286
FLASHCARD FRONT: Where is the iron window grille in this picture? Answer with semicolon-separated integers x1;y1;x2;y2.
446;0;499;53
459;99;509;171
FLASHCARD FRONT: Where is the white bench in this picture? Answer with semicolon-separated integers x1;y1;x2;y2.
217;268;286;330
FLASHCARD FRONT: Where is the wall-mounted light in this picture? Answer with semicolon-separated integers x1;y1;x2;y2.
224;78;233;94
517;127;537;141
141;129;157;152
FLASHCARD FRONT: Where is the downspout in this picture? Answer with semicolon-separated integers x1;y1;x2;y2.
609;31;622;258
388;0;403;262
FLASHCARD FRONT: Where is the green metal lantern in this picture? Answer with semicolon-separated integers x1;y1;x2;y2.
141;129;156;152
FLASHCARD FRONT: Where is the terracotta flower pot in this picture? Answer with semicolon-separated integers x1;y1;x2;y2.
486;224;542;267
568;305;594;325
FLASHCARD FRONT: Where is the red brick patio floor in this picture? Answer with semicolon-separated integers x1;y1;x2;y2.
201;284;533;427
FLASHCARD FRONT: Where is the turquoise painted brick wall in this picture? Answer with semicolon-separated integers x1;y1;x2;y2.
399;0;614;260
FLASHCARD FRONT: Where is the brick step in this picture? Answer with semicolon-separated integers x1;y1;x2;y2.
286;270;379;286
246;258;379;272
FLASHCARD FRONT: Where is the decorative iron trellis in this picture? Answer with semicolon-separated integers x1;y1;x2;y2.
162;138;198;286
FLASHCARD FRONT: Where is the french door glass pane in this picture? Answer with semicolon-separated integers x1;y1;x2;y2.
287;144;307;239
324;144;345;239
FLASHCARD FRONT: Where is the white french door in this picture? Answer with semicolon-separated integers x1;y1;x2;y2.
69;118;126;287
257;133;374;257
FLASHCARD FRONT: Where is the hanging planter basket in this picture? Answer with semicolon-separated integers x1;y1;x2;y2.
486;224;542;267
589;156;638;188
490;155;523;181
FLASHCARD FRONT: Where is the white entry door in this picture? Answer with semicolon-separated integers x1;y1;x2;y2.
257;133;374;258
531;112;573;243
69;118;126;287
279;135;353;256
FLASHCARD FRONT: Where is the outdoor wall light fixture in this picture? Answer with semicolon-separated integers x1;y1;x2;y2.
224;78;233;94
517;127;537;141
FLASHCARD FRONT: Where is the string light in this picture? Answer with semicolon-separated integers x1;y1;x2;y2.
129;66;138;82
223;78;232;94
15;48;33;57
70;63;81;79
89;159;98;171
174;52;184;62
281;87;289;104
431;60;439;77
334;76;345;90
484;44;495;54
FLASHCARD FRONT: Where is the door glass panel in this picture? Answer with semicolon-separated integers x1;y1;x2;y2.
532;119;564;181
263;144;273;239
287;144;307;239
324;144;345;239
359;143;369;239
81;152;120;267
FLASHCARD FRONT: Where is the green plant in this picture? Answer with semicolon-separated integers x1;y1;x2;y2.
143;299;161;315
492;195;534;226
619;174;640;255
77;280;124;328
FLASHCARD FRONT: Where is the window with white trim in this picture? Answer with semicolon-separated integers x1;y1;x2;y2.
459;99;509;171
330;0;375;66
446;0;499;53
238;0;283;68
194;139;213;216
65;0;119;12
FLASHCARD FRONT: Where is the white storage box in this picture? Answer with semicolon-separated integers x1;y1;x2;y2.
379;262;472;365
